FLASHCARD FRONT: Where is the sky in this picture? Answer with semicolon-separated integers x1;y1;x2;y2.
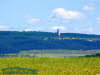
0;0;100;34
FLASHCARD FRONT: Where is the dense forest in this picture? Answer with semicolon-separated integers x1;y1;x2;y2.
0;31;100;54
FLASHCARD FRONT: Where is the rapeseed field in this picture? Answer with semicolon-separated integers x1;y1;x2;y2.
0;57;100;75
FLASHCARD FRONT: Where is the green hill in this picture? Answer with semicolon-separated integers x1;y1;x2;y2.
0;31;100;54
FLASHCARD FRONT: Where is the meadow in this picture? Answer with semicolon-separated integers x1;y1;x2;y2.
17;50;100;57
0;57;100;75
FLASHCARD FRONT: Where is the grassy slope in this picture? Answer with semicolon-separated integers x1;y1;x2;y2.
0;31;100;54
0;57;100;75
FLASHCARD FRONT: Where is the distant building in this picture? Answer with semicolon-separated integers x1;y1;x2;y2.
57;29;60;36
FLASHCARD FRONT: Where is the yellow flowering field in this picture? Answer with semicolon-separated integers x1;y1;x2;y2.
0;57;100;75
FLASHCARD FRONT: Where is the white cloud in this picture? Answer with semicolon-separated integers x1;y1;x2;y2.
82;6;94;11
51;8;84;21
96;18;100;23
27;18;41;24
52;26;65;30
74;27;93;33
83;0;100;2
24;28;33;31
84;27;93;32
24;27;44;32
0;25;9;31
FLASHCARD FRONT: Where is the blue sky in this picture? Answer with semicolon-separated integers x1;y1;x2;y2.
0;0;100;34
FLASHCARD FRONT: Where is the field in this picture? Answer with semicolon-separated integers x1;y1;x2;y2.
0;57;100;75
5;50;99;57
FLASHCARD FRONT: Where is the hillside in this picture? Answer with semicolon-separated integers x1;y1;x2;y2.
0;31;100;54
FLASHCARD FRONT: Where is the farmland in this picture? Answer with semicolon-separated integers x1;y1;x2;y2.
0;57;100;75
18;50;100;57
0;49;99;57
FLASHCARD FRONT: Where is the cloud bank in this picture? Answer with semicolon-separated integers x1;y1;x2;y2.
51;8;84;21
0;25;9;31
27;18;41;24
52;26;65;30
74;27;93;33
82;6;94;11
96;18;100;23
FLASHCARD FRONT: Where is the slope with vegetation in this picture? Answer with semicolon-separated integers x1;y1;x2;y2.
0;31;100;54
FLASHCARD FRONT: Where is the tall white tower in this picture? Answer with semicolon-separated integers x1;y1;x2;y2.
57;29;60;36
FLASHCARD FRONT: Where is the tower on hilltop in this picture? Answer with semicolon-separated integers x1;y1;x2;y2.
57;29;60;36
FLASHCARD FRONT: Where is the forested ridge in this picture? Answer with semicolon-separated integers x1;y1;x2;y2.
0;31;100;54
